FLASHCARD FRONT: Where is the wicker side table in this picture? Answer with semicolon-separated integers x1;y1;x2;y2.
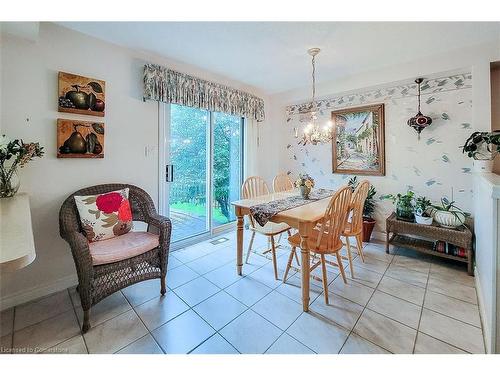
385;213;474;275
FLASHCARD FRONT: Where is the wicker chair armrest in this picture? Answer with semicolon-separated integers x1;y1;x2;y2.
144;212;171;270
63;231;93;280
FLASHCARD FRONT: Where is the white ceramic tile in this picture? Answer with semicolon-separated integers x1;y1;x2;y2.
220;310;282;354
173;244;212;263
190;334;238;354
392;255;431;274
275;275;323;305
361;243;394;263
225;277;272;307
117;334;163;354
347;265;383;288
13;310;80;353
151;310;215;354
424;290;481;327
204;262;245;289
429;262;474;287
185;253;230;275
252;291;302;330
413;332;467;354
14;290;73;331
265;333;314;354
419;309;484;353
75;291;131;328
134;293;189;331
43;335;87;354
166;265;200;289
0;308;14;337
245;263;284;289
167;256;183;270
385;264;428;288
351;255;390;274
84;310;147;354
353;309;417;354
122;279;164;307
286;312;349;354
1;334;12;353
68;286;81;308
367;291;422;329
193;291;247;330
340;333;390;354
377;275;425;305
330;277;374;306
309;292;364;331
427;275;477;305
174;277;220;307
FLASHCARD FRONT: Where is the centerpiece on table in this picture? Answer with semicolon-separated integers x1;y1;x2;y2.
0;135;44;198
294;173;315;199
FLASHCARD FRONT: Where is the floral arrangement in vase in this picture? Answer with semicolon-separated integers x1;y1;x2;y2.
295;173;315;199
0;135;44;198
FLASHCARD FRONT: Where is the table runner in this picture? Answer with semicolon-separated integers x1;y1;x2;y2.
249;188;335;226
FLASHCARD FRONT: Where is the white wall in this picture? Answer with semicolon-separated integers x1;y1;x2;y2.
0;22;270;308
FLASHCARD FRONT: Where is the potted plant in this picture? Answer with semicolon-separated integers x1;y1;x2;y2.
348;177;377;242
0;135;44;198
462;130;500;172
431;197;468;229
381;190;415;222
294;173;315;199
414;196;433;225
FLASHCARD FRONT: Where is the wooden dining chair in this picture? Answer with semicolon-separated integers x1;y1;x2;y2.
272;173;294;193
242;176;291;280
283;186;353;304
342;180;370;275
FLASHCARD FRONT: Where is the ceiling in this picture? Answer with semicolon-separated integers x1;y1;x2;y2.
58;22;500;95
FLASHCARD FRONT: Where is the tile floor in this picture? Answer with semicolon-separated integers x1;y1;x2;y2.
0;230;485;354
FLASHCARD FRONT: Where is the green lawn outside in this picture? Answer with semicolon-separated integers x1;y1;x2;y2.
170;202;229;225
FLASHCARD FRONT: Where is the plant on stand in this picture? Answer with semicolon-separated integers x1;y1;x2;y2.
348;177;377;242
430;197;469;229
381;190;415;222
0;135;44;198
462;130;500;172
414;196;433;225
294;173;314;199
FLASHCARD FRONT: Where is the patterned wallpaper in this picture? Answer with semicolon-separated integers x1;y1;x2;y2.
282;73;474;232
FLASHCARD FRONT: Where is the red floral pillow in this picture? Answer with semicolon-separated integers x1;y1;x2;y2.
74;188;133;242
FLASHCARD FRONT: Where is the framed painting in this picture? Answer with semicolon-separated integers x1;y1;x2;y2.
57;119;104;158
58;72;105;117
332;104;385;176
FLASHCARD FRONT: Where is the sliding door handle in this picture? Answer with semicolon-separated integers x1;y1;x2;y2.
165;165;174;182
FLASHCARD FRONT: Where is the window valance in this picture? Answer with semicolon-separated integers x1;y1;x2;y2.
143;64;265;122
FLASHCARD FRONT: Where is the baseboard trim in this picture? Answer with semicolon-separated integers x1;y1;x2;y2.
0;273;78;311
475;267;493;353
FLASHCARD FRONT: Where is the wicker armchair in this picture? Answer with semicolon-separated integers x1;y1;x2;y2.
59;183;171;333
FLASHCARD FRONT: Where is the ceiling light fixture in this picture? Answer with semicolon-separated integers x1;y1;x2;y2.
296;48;333;146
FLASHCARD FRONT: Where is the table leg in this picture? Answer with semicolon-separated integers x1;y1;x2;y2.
236;209;244;276
299;222;311;312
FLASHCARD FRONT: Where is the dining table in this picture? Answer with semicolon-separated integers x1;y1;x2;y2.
231;189;335;312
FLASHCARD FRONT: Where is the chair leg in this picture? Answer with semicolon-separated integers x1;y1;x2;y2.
283;247;296;283
270;236;278;280
336;252;347;284
294;250;300;266
160;275;166;295
245;231;256;264
345;236;355;277
82;309;91;333
355;234;365;262
320;254;329;304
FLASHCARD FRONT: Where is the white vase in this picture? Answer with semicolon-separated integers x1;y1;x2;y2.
415;214;433;225
433;210;465;228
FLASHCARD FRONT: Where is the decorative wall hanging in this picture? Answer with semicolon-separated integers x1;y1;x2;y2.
57;119;104;158
407;78;432;139
143;64;265;121
332;104;385;176
295;48;333;145
58;72;105;117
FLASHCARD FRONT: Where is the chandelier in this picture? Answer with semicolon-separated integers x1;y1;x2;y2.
407;78;432;139
296;48;333;146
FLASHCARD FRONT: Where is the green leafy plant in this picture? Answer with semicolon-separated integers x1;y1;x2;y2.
381;190;415;221
430;197;469;224
414;196;432;217
347;176;376;218
462;130;500;160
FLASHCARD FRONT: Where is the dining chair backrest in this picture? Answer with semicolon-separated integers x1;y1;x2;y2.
315;186;352;251
350;180;370;232
242;176;270;199
273;173;294;193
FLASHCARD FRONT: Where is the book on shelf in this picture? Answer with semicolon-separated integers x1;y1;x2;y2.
432;240;467;258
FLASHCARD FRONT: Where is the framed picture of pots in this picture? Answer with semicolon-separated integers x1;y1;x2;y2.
57;119;104;158
331;103;385;176
58;72;105;117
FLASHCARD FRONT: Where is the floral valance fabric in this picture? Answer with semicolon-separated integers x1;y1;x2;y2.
143;64;265;121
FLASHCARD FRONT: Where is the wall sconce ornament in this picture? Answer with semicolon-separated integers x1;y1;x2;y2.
407;78;432;139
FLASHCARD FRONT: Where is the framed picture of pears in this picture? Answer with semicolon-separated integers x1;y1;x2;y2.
58;72;106;117
57;119;105;158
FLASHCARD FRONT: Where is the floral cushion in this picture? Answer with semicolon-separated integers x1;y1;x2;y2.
74;188;133;242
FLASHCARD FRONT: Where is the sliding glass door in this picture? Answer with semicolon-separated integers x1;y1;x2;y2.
163;104;244;243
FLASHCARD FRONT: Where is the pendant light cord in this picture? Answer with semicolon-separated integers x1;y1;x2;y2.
311;54;316;105
417;80;421;113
